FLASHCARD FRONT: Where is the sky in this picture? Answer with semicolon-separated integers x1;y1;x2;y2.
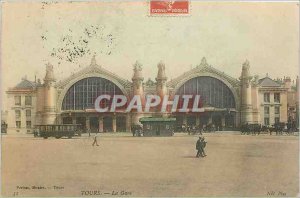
1;1;299;109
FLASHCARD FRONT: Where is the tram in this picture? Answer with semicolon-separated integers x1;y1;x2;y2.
34;124;82;139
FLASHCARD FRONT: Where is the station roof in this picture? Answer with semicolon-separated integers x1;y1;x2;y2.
258;77;281;87
14;79;37;89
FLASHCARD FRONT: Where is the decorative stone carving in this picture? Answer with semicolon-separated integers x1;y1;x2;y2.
145;78;156;86
242;59;250;69
90;54;97;67
156;61;167;80
132;61;144;81
133;61;142;71
251;75;259;86
200;57;208;67
44;63;55;81
132;61;144;90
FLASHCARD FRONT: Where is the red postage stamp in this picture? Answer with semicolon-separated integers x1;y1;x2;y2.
150;0;189;15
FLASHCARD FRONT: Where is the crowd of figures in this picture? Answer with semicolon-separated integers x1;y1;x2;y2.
240;122;298;136
176;123;218;135
130;122;298;137
131;125;144;137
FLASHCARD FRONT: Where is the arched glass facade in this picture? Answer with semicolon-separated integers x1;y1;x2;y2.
176;76;235;109
62;77;124;110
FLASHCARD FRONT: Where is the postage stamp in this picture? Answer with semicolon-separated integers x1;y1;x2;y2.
150;0;189;16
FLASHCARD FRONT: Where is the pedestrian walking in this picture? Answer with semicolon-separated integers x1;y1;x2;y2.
201;137;207;157
187;125;191;135
87;128;91;137
196;137;207;158
92;132;99;146
196;137;203;158
198;126;203;135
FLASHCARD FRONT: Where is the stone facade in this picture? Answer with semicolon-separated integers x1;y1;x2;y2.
4;57;299;134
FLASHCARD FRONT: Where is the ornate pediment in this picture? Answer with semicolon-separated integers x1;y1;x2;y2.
167;57;240;89
166;57;241;110
56;57;132;89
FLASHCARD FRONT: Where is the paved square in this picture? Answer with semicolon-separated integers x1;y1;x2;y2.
2;133;299;197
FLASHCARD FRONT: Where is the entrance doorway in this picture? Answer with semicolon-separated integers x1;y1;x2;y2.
90;117;99;132
116;116;126;132
225;114;235;128
103;116;112;132
212;115;222;129
62;117;72;124
200;115;208;127
76;117;86;131
187;116;196;126
155;124;161;136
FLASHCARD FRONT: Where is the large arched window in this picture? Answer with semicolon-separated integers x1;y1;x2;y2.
176;76;235;109
62;77;124;110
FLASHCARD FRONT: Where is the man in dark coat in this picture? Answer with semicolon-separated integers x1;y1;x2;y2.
201;137;207;157
196;137;203;158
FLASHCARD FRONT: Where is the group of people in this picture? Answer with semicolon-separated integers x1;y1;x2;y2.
131;125;143;137
196;137;207;158
179;124;217;134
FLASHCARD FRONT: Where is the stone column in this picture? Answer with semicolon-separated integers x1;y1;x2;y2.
240;60;253;124
221;115;226;128
234;113;239;128
183;115;187;126
55;114;62;124
269;105;275;126
36;85;44;125
208;113;213;124
132;61;144;125
156;61;168;117
72;117;76;125
42;63;57;125
85;117;90;131
112;115;117;132
21;109;26;129
195;115;200;126
126;114;131;132
98;116;103;132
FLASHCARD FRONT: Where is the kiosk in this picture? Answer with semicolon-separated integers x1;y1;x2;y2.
139;117;176;137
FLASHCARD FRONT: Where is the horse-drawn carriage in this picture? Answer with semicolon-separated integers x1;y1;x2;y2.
203;123;216;133
241;122;298;135
240;123;262;135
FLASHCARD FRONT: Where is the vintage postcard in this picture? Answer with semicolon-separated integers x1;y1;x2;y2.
1;0;299;197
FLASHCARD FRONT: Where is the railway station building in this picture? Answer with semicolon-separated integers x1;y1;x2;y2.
4;56;299;134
